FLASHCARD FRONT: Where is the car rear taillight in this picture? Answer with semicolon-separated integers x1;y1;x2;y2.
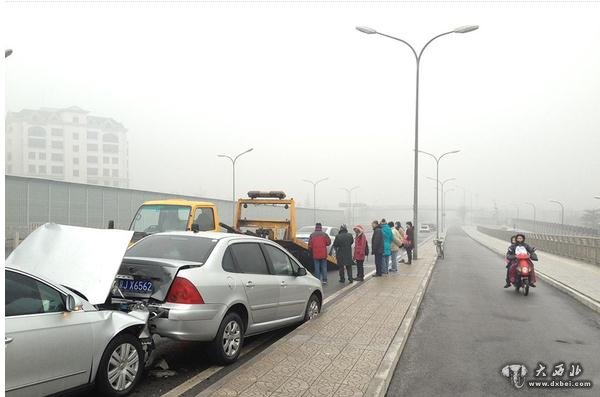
166;277;205;304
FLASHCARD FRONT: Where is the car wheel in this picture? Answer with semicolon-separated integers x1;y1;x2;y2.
304;293;321;322
95;333;143;397
211;312;244;365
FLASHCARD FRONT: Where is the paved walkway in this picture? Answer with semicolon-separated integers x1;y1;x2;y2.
464;226;600;309
198;243;438;397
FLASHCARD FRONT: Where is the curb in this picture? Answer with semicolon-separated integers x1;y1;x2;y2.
365;255;438;396
463;227;600;314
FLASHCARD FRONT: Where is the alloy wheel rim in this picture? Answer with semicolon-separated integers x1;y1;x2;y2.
222;320;241;357
308;300;320;319
107;342;139;391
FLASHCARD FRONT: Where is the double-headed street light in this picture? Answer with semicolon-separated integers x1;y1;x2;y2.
356;24;478;258
217;148;254;222
303;178;329;224
341;186;360;226
420;150;460;239
549;200;565;225
427;176;456;234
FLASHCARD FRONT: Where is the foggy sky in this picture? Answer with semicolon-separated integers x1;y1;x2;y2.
4;2;600;220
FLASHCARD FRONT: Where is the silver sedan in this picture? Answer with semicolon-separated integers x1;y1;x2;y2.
114;231;323;364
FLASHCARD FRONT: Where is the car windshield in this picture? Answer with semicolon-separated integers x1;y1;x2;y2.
130;205;191;234
297;226;316;233
126;235;218;263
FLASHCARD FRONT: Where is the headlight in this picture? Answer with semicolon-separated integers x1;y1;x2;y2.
521;267;529;274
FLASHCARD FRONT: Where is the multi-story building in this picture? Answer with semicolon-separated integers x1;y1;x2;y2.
5;106;129;188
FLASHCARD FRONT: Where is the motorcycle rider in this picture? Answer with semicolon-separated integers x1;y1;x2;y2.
506;233;538;287
503;235;517;288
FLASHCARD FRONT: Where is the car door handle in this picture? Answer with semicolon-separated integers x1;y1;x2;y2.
5;337;13;344
246;281;255;288
280;281;287;288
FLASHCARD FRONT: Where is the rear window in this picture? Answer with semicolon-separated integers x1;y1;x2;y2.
126;235;217;263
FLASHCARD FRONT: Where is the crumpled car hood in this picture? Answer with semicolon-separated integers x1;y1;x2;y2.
6;223;133;305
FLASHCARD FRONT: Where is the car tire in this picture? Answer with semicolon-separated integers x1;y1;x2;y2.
95;333;144;397
211;312;244;365
304;293;321;322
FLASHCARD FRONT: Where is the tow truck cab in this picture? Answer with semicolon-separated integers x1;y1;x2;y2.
128;199;219;245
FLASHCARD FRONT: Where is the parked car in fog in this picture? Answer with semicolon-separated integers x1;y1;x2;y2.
296;225;339;255
5;224;151;397
419;224;432;233
114;231;323;364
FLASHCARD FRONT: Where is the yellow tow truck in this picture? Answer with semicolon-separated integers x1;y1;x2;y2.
126;199;219;244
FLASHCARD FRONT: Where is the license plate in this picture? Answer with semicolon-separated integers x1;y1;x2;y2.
117;278;154;294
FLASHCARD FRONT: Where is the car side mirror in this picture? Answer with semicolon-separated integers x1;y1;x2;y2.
66;294;84;312
296;267;307;277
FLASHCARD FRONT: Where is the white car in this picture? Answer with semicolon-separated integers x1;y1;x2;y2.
296;225;339;255
113;231;323;364
419;224;432;233
5;224;151;397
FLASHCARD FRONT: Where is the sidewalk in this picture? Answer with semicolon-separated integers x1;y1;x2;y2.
198;242;439;397
463;226;600;312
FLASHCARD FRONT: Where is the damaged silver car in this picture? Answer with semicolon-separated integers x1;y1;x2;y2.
5;223;154;397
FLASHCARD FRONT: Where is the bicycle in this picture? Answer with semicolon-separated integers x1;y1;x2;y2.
434;238;445;259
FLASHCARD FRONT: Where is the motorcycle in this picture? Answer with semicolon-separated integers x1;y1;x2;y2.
512;246;534;296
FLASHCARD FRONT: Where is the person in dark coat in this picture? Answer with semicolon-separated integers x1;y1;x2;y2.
371;220;384;276
404;222;415;264
333;224;354;283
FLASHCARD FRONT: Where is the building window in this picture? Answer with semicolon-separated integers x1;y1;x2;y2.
73;158;79;165
51;128;64;137
28;138;46;148
28;165;36;173
39;153;46;160
103;169;110;176
103;144;118;153
39;165;46;174
112;157;119;164
73;145;79;152
73;169;79;177
86;131;98;140
51;153;64;162
73;132;79;140
87;143;98;151
28;126;46;137
51;166;63;174
28;152;36;160
112;169;119;177
87;156;98;163
51;141;63;149
103;133;119;143
73;116;79;124
87;167;98;176
103;156;109;164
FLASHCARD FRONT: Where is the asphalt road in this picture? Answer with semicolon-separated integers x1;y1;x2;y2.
388;227;600;397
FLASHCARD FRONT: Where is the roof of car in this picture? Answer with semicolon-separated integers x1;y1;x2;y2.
150;230;265;241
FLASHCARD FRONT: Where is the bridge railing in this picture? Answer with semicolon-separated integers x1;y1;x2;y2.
477;226;600;266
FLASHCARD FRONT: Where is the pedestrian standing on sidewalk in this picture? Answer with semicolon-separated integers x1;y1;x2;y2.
389;221;403;272
371;220;384;276
395;221;406;263
404;222;415;264
333;224;354;283
381;219;393;274
308;222;331;284
353;225;368;281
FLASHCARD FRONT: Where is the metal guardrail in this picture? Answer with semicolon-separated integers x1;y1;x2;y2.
477;226;600;266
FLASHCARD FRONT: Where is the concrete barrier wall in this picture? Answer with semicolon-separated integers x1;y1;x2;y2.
508;218;599;237
477;225;600;265
5;175;346;253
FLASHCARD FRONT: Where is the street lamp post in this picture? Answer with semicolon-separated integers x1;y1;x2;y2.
356;25;477;259
549;200;565;225
443;188;454;231
525;202;536;231
427;177;456;233
341;186;359;226
303;178;329;224
511;203;520;229
217;148;254;223
420;150;460;239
